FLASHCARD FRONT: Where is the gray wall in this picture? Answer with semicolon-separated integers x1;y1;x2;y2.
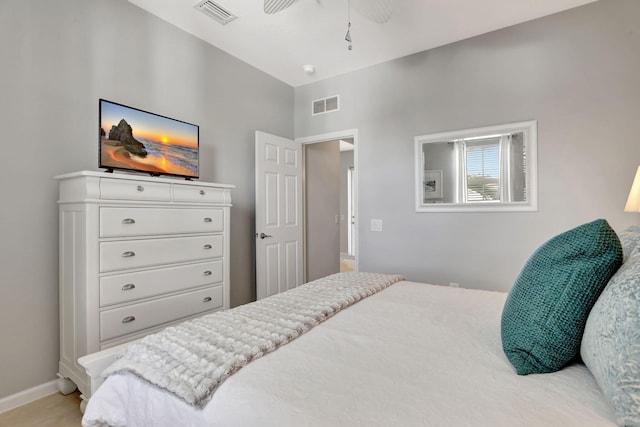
305;141;341;281
295;0;640;290
0;0;293;399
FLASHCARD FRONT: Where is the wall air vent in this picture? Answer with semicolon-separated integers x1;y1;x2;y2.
194;0;238;25
312;95;340;116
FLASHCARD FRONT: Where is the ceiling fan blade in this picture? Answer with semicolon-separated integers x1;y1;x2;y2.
352;0;394;24
264;0;298;14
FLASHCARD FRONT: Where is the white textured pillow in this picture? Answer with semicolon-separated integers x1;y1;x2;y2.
581;247;640;426
618;225;640;262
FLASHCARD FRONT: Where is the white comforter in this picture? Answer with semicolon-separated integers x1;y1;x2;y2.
83;281;616;426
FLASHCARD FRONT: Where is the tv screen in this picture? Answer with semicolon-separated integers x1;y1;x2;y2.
99;99;199;179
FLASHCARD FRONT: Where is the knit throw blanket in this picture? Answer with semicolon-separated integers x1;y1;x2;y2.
102;272;404;408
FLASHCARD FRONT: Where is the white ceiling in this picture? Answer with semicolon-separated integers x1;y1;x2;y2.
128;0;598;87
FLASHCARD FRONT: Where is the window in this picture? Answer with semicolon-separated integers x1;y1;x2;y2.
456;133;526;204
464;138;501;202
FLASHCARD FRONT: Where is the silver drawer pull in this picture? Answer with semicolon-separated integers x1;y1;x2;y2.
203;244;212;250
137;185;144;192
204;217;212;223
122;283;136;291
203;297;212;303
199;190;206;196
121;316;136;324
122;251;136;258
204;270;212;276
121;218;136;224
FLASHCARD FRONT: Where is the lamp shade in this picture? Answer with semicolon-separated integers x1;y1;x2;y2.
624;166;640;212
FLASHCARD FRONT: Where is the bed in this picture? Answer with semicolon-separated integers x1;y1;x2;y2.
80;221;640;427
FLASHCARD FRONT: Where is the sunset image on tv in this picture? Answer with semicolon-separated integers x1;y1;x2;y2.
99;99;199;178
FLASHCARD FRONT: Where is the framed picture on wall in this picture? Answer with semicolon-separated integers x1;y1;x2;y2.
423;169;443;200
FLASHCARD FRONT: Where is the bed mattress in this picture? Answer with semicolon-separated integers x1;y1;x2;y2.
83;281;616;426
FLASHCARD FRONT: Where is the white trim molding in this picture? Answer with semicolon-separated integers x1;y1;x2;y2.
0;380;58;414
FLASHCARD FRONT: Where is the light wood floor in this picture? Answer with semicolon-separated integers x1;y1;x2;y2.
0;392;83;427
340;257;355;272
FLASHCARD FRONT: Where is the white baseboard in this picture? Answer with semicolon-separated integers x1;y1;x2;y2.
0;380;58;414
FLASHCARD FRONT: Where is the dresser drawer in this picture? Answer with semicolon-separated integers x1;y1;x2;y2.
100;178;171;202
100;235;223;272
173;184;228;203
100;207;223;237
100;285;223;341
100;260;223;307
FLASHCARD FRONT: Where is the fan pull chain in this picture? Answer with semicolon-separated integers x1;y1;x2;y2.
345;0;352;50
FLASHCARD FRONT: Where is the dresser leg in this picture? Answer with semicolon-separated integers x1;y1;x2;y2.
80;395;88;414
56;374;77;395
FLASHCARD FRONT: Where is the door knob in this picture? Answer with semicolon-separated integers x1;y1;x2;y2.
259;232;272;239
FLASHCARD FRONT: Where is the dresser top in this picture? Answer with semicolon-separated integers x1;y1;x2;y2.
55;170;235;189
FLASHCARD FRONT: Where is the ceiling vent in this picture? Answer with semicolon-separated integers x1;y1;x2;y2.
194;0;237;25
312;95;340;116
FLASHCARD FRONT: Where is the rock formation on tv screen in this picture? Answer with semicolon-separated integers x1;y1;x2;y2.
106;119;148;157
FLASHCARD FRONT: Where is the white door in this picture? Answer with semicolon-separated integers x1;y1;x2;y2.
255;131;303;300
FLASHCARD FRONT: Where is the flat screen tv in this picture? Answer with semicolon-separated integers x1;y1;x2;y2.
99;99;199;179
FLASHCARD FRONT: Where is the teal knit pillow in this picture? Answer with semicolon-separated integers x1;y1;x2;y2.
501;219;622;375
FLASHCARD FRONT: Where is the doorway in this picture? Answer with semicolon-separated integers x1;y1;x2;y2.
297;130;358;282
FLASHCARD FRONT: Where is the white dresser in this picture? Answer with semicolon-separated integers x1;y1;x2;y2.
56;171;233;398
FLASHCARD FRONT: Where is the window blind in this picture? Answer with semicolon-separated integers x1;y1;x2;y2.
465;137;500;202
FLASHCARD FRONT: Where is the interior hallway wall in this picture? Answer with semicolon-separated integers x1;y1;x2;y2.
305;140;341;281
